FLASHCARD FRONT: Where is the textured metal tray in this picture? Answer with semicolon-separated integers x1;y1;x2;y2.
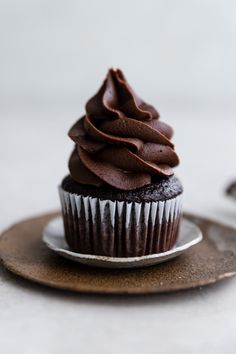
0;211;236;294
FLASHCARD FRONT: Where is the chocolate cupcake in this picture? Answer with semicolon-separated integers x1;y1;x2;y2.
59;68;183;257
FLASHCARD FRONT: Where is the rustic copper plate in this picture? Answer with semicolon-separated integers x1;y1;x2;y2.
0;211;236;294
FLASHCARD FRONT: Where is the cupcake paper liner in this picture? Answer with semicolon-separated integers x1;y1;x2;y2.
59;187;183;257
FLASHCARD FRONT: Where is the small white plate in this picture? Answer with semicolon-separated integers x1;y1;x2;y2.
42;217;202;269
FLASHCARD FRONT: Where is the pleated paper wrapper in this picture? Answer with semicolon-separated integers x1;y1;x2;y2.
59;187;183;257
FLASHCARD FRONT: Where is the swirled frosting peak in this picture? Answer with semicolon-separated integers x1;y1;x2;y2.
68;68;179;190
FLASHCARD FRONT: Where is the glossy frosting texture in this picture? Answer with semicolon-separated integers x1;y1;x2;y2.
68;69;179;190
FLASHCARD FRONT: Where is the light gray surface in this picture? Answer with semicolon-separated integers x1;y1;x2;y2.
1;1;236;353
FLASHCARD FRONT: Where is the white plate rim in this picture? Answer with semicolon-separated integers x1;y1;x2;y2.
42;216;203;265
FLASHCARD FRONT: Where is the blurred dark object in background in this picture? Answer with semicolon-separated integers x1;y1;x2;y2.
226;181;236;200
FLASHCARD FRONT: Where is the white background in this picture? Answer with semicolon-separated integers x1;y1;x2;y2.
1;0;236;105
1;1;236;354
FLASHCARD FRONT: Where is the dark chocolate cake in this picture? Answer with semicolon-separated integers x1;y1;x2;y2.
59;68;183;257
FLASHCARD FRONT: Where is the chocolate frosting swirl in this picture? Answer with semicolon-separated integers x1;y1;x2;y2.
68;68;179;190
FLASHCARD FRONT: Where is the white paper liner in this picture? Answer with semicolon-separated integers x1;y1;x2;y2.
59;187;183;257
